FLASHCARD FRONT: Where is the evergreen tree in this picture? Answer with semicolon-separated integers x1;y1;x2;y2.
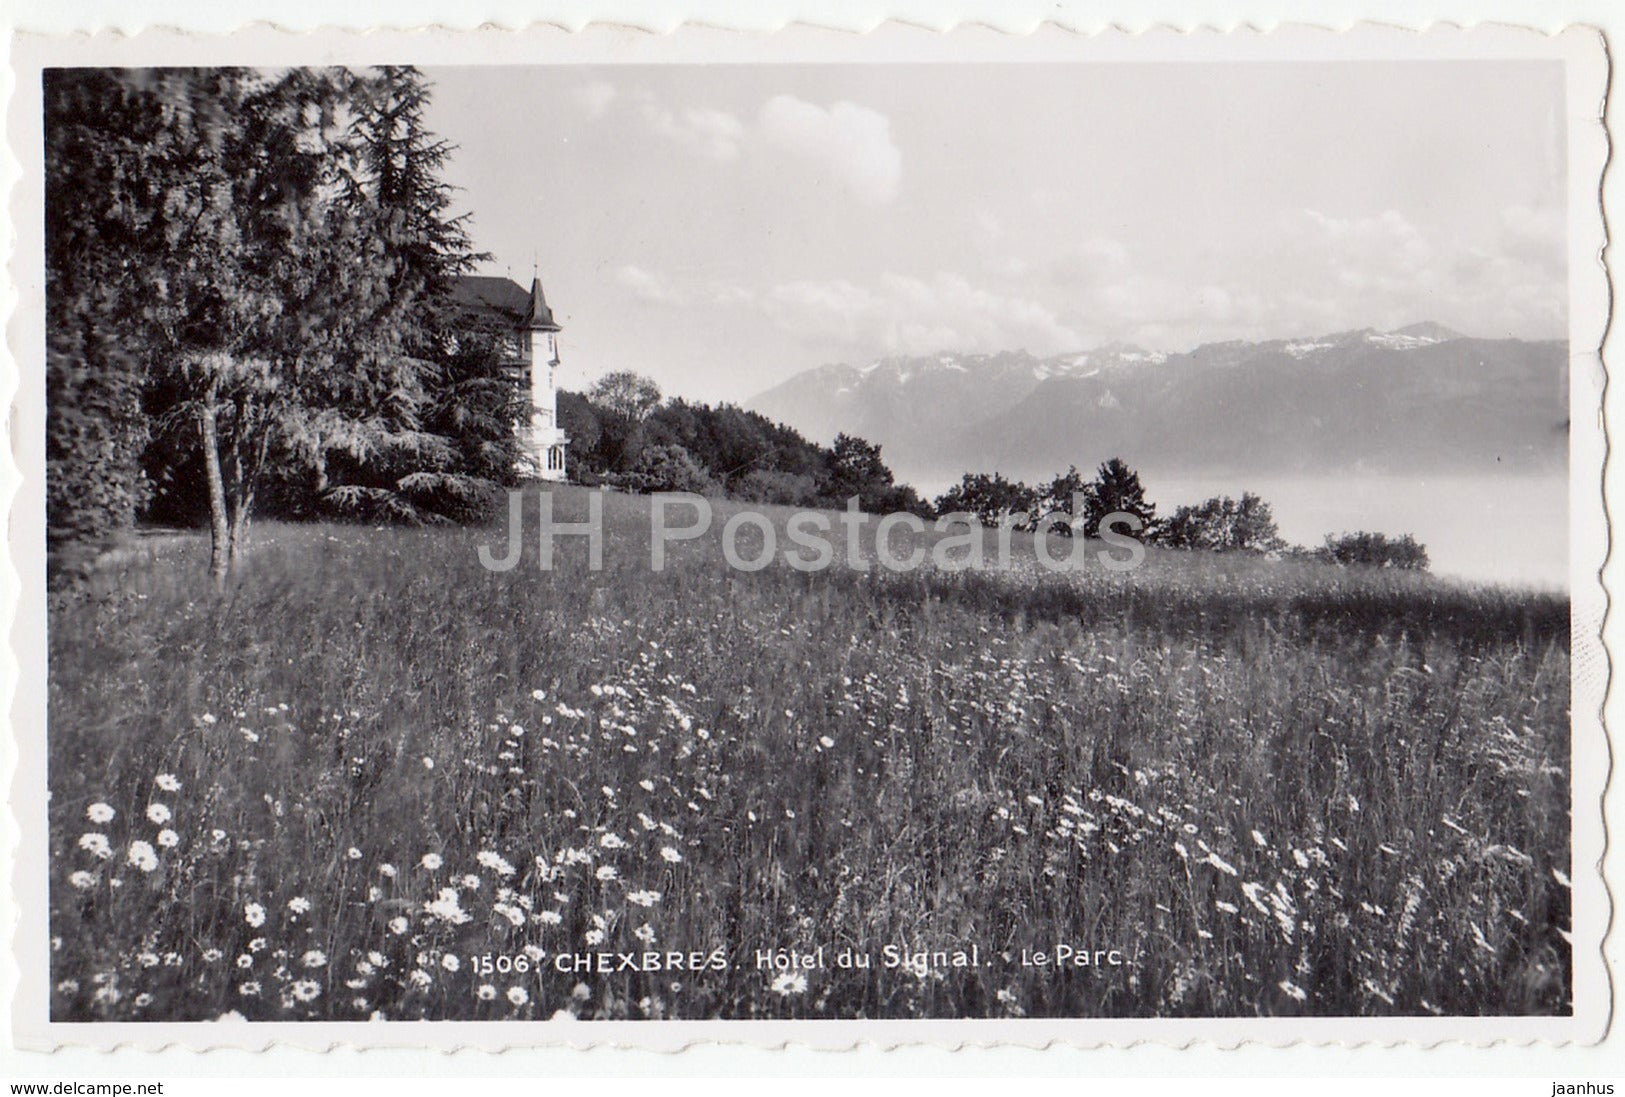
317;65;519;522
43;70;171;580
1083;457;1155;539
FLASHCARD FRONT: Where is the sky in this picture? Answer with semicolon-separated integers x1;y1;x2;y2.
424;62;1567;405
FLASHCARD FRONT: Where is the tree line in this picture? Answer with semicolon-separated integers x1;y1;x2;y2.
559;370;932;516
47;67;523;587
932;462;1428;570
560;376;1430;572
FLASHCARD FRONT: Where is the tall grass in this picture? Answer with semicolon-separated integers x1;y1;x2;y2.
48;485;1571;1020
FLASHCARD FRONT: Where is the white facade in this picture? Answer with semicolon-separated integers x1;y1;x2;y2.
452;274;569;480
515;277;568;482
521;325;568;481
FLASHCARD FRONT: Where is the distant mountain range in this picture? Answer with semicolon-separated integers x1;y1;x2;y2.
747;324;1568;487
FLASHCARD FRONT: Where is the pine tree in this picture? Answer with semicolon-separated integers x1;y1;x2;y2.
316;65;520;522
1083;457;1155;539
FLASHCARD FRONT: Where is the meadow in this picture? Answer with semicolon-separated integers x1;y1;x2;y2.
47;485;1573;1021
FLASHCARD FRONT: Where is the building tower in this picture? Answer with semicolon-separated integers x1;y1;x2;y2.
520;276;568;481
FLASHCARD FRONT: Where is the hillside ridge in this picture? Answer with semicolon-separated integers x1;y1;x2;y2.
747;325;1567;483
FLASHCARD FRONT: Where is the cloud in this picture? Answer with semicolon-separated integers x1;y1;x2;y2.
616;200;1564;371
1046;240;1130;287
1095;276;1244;329
757;95;902;205
571;79;618;118
619;91;901;205
1498;203;1565;275
1286;209;1436;297
637;96;745;162
753;271;1079;356
616;264;686;306
1079;279;1283;351
709;284;758;307
1068;206;1566;348
1266;206;1562;339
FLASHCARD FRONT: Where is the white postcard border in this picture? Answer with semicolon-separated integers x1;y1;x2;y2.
2;20;1613;1052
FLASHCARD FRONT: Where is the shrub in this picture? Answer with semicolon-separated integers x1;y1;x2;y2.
616;443;716;495
1320;530;1430;572
734;469;823;507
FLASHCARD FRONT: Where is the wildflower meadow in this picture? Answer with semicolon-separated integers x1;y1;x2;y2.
47;486;1572;1021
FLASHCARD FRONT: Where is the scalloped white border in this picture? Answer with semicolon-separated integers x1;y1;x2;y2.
0;16;1613;1065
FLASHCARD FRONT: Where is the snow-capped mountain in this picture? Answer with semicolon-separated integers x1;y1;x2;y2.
746;325;1566;485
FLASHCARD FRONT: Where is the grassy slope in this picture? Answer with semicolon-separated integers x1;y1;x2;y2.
48;485;1571;1020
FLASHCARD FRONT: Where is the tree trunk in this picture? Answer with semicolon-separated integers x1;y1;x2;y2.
228;485;253;570
199;394;232;591
228;417;270;571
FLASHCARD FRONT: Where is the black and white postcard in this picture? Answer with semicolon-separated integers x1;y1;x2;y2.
5;22;1611;1050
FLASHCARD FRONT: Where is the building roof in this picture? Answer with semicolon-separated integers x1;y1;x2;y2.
451;275;561;332
521;277;560;332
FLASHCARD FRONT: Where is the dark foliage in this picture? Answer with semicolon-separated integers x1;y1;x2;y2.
1319;530;1431;572
616;443;717;495
560;383;930;514
44;71;168;579
1085;457;1156;539
44;66;520;584
933;458;1156;539
1156;492;1286;553
1030;465;1093;535
933;472;1038;528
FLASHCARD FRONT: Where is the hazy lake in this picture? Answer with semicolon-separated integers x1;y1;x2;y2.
1151;473;1570;591
914;471;1571;591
